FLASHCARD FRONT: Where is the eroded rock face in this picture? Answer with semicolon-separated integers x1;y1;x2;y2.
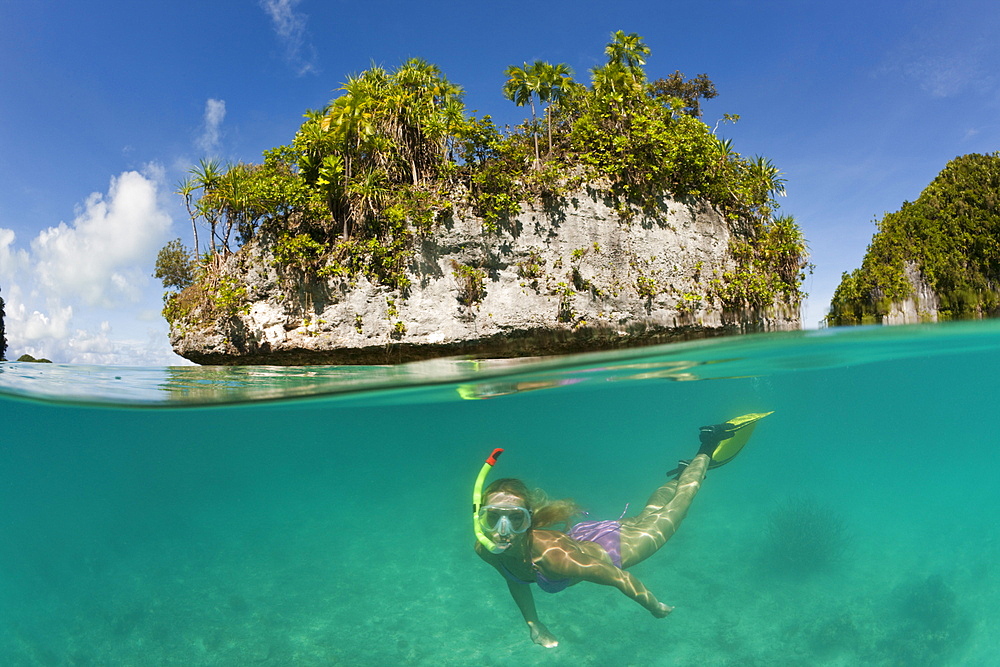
883;262;942;325
170;192;800;365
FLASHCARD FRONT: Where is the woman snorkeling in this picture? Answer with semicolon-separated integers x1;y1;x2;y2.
473;412;771;648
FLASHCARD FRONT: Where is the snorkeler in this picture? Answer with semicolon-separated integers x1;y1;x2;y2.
473;412;772;648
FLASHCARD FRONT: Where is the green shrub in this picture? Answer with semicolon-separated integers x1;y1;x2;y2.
451;262;487;307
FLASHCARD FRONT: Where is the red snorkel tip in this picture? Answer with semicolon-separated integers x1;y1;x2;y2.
486;448;504;466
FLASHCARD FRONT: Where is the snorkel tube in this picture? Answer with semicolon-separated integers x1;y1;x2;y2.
472;448;507;554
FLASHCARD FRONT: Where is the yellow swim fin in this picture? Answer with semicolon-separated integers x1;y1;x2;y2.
702;411;774;468
667;412;773;477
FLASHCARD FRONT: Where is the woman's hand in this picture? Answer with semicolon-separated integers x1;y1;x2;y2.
650;601;674;618
527;621;559;648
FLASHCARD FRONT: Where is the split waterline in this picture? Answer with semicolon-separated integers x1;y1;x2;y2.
2;322;998;664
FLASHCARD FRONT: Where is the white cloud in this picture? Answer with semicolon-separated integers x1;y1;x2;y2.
30;170;171;307
1;169;186;365
260;0;318;75
196;98;226;155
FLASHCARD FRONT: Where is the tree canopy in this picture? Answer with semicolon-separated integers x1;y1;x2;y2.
154;239;198;291
161;30;807;323
827;152;1000;325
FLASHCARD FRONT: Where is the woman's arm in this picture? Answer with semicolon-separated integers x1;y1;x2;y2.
475;542;559;648
505;580;559;648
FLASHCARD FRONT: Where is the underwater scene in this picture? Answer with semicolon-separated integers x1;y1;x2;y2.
2;322;999;666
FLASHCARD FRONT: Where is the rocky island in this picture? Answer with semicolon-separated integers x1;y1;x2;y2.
827;152;1000;326
159;32;809;365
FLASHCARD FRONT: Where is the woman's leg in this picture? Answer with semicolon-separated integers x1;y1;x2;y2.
618;453;709;568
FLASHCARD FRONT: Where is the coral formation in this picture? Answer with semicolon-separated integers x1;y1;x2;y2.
761;496;849;576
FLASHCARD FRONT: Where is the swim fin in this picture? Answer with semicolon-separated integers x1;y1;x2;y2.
700;412;774;468
668;412;773;477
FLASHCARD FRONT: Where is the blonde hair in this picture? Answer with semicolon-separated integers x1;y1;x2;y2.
483;478;582;530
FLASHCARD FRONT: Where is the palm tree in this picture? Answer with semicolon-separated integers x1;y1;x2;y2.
536;62;574;154
605;30;650;76
594;31;651;120
589;62;638;129
503;61;544;166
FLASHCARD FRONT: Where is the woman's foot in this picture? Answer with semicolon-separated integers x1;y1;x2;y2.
528;621;559;648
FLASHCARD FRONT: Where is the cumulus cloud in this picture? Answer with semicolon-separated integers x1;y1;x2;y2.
30;170;171;306
0;169;183;365
196;98;226;155
260;0;318;75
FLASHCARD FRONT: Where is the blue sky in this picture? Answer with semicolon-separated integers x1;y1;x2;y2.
1;0;998;365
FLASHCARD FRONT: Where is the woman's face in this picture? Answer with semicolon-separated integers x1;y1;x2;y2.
482;491;532;551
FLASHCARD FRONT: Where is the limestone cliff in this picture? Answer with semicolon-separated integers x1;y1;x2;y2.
169;190;800;365
881;262;941;325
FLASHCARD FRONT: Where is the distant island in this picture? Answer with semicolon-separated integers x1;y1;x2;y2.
158;31;809;365
827;152;1000;326
16;354;53;363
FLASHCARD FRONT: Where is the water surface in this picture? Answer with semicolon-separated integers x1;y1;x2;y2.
2;322;998;665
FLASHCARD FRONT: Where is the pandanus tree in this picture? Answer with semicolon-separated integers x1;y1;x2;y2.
293;60;468;240
320;70;381;238
750;156;787;200
179;155;303;257
189;159;223;255
190;160;253;254
175;177;200;257
391;58;465;184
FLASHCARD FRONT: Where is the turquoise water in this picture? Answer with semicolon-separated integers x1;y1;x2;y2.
2;323;998;666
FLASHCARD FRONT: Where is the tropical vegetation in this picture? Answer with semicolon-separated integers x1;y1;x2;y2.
159;30;807;325
827;152;1000;325
0;285;6;360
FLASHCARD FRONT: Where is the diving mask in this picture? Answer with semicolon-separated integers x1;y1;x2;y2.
478;504;532;536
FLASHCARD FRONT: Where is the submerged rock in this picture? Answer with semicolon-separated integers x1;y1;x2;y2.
170;191;800;365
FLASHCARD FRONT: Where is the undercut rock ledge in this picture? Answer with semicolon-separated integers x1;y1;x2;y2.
170;191;799;365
